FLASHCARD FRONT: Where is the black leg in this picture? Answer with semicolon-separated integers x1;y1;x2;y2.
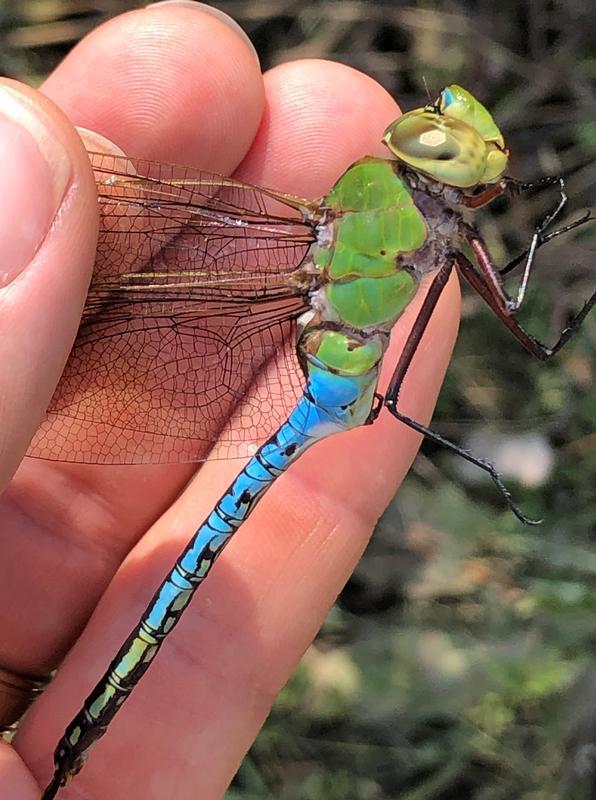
496;176;593;306
500;176;567;309
500;211;592;277
386;263;454;400
505;175;562;195
466;175;591;314
381;262;540;525
456;252;596;360
464;210;594;330
384;407;540;525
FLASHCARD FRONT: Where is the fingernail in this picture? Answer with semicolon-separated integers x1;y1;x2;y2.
148;1;259;62
76;126;126;157
0;85;72;288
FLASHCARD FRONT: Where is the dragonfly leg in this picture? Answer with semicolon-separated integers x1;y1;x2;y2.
382;262;538;525
500;210;592;277
457;175;561;212
466;176;591;313
503;177;568;309
459;179;507;209
506;174;562;195
365;392;385;424
455;251;596;360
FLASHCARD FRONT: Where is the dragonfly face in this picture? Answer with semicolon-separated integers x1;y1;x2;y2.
382;84;509;188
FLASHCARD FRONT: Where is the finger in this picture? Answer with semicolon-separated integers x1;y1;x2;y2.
0;739;39;800
41;2;263;170
0;79;96;796
0;3;266;681
238;58;402;193
0;80;97;489
17;60;460;798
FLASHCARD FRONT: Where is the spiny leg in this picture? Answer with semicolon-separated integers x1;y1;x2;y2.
463;199;553;317
501;176;567;309
455;251;596;360
462;175;569;212
500;210;592;277
459;179;507;209
506;174;563;196
462;172;592;313
379;261;539;525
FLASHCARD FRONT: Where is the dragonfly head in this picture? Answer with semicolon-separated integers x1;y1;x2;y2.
383;85;509;189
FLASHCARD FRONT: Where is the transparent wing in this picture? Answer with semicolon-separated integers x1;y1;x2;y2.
28;152;318;464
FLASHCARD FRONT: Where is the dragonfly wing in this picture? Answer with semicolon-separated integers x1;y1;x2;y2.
28;153;316;464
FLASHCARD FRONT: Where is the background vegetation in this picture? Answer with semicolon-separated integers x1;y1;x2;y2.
1;1;594;797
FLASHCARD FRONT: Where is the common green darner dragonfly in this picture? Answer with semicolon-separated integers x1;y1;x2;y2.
29;85;593;799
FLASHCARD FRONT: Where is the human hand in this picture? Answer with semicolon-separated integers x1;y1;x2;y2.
0;3;459;798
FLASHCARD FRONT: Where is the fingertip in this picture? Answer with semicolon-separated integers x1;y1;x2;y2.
237;59;400;195
0;80;98;489
0;738;40;800
149;1;260;64
41;4;266;171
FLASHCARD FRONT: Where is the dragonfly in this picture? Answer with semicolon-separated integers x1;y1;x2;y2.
31;85;594;799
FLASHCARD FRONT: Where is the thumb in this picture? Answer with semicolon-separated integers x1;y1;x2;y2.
0;80;98;490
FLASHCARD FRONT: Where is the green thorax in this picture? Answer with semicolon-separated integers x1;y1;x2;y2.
313;157;426;330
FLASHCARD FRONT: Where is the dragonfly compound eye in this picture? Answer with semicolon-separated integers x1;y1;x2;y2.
384;84;509;189
383;110;491;188
438;85;505;147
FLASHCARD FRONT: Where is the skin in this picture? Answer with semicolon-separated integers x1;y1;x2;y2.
0;3;460;798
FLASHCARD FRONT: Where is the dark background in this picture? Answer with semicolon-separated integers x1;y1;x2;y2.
1;1;595;797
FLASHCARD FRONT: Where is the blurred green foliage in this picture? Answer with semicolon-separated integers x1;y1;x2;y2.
1;1;594;797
